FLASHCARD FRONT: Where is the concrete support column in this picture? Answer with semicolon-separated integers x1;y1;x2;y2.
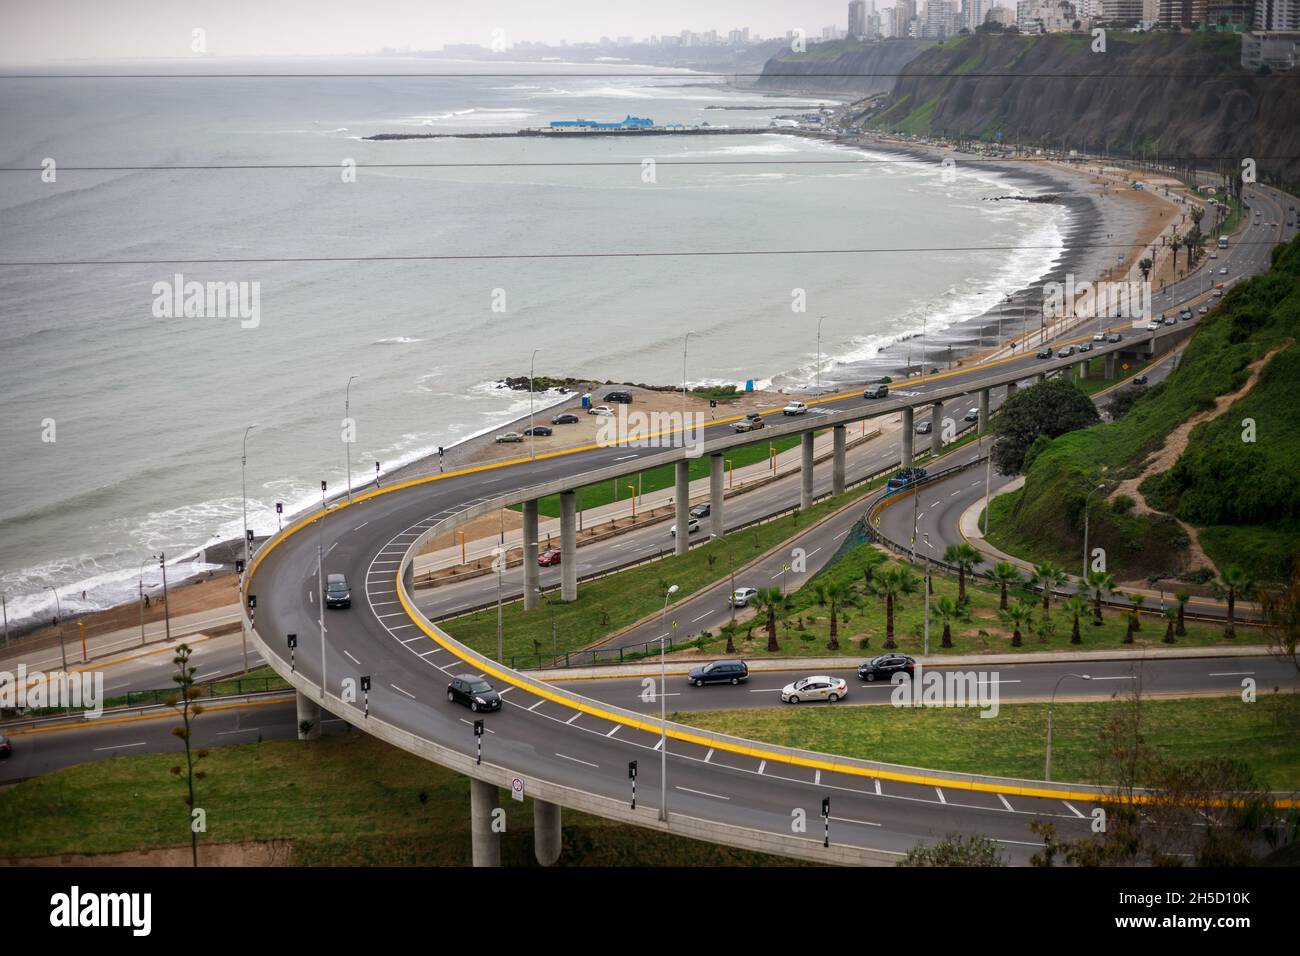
470;778;501;868
559;491;577;602
978;388;990;434
522;499;539;610
1077;359;1088;380
533;799;562;866
1035;372;1047;384
1104;352;1118;380
901;407;914;469
832;425;847;497
1006;381;1018;400
800;431;815;511
295;691;321;740
708;453;725;538
674;459;690;557
930;400;944;455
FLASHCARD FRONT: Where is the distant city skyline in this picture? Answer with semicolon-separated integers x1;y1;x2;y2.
2;0;910;64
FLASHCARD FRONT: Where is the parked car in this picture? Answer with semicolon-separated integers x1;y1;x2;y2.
1106;333;1123;343
325;573;352;609
781;676;848;704
588;405;615;417
689;502;711;519
1036;347;1052;359
447;674;501;712
551;412;579;425
670;518;701;536
733;413;765;432
728;587;759;608
914;420;932;435
495;431;525;443
523;425;552;437
857;654;915;682
687;660;750;687
538;548;561;567
604;390;633;404
862;384;889;399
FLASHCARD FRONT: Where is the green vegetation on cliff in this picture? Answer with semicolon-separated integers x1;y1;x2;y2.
988;236;1300;584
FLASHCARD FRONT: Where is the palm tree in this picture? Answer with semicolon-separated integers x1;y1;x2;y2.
874;566;919;650
1213;565;1255;639
1171;234;1182;272
1139;257;1153;281
862;548;887;589
1162;607;1177;644
1030;561;1068;621
1127;592;1146;632
999;600;1035;648
942;542;984;603
814;581;846;651
751;586;785;653
989;561;1022;611
1085;570;1116;625
930;595;966;649
1065;592;1088;644
1174;589;1190;637
1122;605;1138;644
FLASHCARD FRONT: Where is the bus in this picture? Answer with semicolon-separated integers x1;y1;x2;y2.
1218;235;1229;249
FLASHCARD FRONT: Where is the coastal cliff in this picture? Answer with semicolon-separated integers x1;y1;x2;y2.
754;38;934;96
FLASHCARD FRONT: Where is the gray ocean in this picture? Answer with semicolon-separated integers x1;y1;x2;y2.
0;57;1067;622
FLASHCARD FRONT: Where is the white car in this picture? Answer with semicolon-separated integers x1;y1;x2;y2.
670;518;701;537
782;401;809;416
781;676;848;704
1145;321;1161;331
1219;267;1228;275
728;587;759;608
1092;332;1106;342
588;404;615;417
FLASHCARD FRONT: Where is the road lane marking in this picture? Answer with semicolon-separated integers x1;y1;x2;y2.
676;785;729;801
1208;671;1254;677
690;612;712;623
997;793;1014;812
935;787;946;804
605;725;620;737
830;815;882;827
528;700;544;711
757;760;766;774
704;748;714;763
344;651;360;665
217;727;261;736
353;522;369;531
565;713;580;724
875;779;882;796
94;742;146;751
815;770;821;785
556;753;599;768
390;683;415;699
1063;801;1086;818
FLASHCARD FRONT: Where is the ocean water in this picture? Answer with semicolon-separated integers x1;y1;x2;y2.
0;58;1067;622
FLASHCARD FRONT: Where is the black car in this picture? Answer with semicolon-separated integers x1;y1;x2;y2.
1106;332;1123;343
1132;374;1148;385
687;660;749;687
604;390;634;404
1036;347;1052;359
523;425;552;436
689;502;711;519
324;573;351;609
551;412;579;425
858;654;915;682
447;674;502;712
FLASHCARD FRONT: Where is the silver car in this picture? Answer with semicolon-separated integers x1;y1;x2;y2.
728;587;759;608
781;676;848;704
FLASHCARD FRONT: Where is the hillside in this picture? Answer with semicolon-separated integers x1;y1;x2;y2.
770;32;1299;185
987;235;1300;586
755;38;934;96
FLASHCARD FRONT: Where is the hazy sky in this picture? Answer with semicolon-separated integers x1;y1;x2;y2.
1;0;887;63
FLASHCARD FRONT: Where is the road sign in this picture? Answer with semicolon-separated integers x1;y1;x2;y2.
247;594;257;609
287;633;297;649
511;776;525;802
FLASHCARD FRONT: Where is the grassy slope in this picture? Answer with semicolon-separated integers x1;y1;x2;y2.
988;237;1300;582
678;695;1300;790
0;733;803;865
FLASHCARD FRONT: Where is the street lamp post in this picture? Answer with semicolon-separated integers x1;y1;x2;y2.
659;583;679;822
529;348;542;461
345;375;359;502
241;424;258;580
922;532;931;656
158;553;171;644
981;430;993;535
1082;483;1107;581
682;331;698;453
815;316;826;395
1046;673;1092;780
48;586;67;670
138;558;151;646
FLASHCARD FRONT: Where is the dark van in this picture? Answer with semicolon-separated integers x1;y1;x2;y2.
687;660;749;687
604;390;633;404
863;384;889;399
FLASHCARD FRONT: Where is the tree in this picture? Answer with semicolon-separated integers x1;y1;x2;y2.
1174;589;1190;637
1213;565;1255;639
999;600;1034;648
942;543;984;602
873;567;919;650
1122;604;1138;644
1065;592;1088;644
930;595;966;649
1162;607;1177;644
899;833;1005;866
814;581;846;651
1030;561;1067;620
1260;566;1300;675
1139;257;1153;281
751;586;786;653
1127;592;1146;632
991;377;1101;474
1086;570;1115;625
166;643;207;867
989;560;1022;610
1171;234;1182;272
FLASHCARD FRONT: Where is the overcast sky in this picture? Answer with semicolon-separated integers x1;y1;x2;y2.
1;0;892;63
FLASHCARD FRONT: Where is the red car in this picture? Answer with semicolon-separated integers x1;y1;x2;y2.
538;548;561;567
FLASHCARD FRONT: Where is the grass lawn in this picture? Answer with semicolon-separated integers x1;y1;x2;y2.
676;695;1300;790
514;433;807;519
0;732;804;866
445;476;886;667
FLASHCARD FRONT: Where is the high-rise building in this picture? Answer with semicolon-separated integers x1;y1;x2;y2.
1255;0;1300;27
1098;0;1147;19
850;0;869;36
